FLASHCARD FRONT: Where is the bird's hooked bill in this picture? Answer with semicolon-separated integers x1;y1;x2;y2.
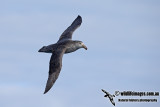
82;44;87;50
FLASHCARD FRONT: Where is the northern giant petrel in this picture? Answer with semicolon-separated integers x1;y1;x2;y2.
38;15;87;94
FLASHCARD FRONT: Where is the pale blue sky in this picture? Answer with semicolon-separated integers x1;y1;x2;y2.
0;0;160;107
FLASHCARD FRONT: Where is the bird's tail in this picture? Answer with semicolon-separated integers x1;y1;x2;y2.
38;46;53;53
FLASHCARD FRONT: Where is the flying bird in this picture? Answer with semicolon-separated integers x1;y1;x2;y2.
38;15;87;94
102;89;115;106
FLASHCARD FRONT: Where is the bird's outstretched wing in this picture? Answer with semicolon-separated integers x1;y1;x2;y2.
102;89;109;95
44;47;66;94
57;15;82;43
109;97;115;106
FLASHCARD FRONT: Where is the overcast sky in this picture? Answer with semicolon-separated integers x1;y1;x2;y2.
0;0;160;107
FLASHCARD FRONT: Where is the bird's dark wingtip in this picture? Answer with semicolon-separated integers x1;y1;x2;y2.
77;15;82;20
43;88;49;94
43;90;47;94
43;86;51;94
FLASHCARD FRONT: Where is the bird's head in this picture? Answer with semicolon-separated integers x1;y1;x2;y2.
76;41;87;50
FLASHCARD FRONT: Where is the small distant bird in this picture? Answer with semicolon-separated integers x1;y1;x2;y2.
38;15;87;94
102;89;115;106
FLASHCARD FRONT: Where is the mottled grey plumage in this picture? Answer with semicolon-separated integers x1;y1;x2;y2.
38;15;87;94
102;89;115;106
